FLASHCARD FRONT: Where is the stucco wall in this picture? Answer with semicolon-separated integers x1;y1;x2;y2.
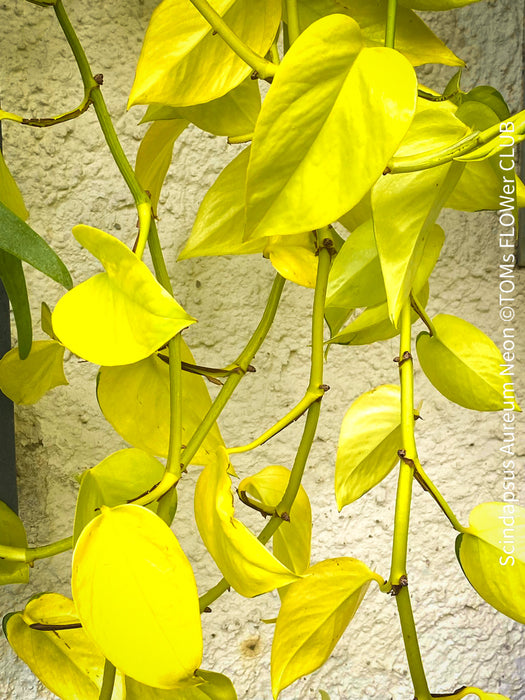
0;1;523;698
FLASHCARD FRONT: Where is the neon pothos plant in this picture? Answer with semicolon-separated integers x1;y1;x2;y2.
0;0;523;698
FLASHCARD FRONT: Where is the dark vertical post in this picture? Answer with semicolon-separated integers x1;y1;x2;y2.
0;110;19;513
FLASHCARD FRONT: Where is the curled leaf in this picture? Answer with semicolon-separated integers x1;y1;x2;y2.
194;448;300;597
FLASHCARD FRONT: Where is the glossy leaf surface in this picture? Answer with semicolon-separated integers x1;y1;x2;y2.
373;106;468;324
245;15;417;240
295;0;463;66
97;346;224;462
143;78;260;137
129;0;281;107
5;593;124;700
135;119;189;214
238;465;312;576
73;448;165;543
271;558;381;697
194;448;300;597
0;340;67;404
126;670;237;699
336;385;407;508
417;314;518;411
0;501;29;584
53;226;195;366
456;503;525;623
72;504;202;688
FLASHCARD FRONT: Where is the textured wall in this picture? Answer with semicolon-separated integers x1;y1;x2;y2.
0;1;523;698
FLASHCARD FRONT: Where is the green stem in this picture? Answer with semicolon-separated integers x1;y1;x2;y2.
227;388;323;454
132;274;286;508
396;588;431;700
0;88;95;127
286;0;301;45
412;457;465;532
385;0;398;49
199;242;332;611
157;334;183;523
0;536;73;563
147;220;174;295
389;302;431;700
187;0;277;79
99;659;116;700
52;0;151;255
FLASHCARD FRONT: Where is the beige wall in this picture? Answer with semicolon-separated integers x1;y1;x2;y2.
0;1;523;698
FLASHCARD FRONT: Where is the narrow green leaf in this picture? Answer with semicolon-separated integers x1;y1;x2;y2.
0;251;32;359
416;314;519;411
129;0;281;108
245;15;417;240
73;448;166;543
142;78;261;138
0;201;72;289
456;503;525;624
0;501;29;585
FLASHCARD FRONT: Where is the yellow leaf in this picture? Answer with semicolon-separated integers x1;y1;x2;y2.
142;78;261;138
125;669;237;699
72;504;202;688
52;226;195;366
416;314;519;411
97;344;224;463
336;385;408;508
295;0;464;67
194;448;300;597
0;501;29;584
73;447;166;543
271;558;382;698
372;106;468;325
456;503;525;624
238;465;312;578
135;119;189;215
4;593;124;700
245;15;417;240
129;0;281;108
264;233;318;288
0;340;67;404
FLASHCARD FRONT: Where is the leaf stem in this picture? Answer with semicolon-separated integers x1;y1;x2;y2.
52;0;151;256
99;659;116;700
410;292;436;336
286;0;301;45
186;0;277;80
385;0;398;49
199;239;332;611
412;457;465;533
0;88;96;127
389;302;431;700
132;274;286;509
226;388;324;454
0;536;73;563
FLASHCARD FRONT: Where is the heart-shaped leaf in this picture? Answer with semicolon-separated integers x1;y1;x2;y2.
416;314;519;411
456;502;525;624
97;345;224;463
245;15;417;240
129;0;281;108
52;226;195;366
72;504;202;688
271;557;382;698
4;593;125;700
0;340;67;404
194;448;300;597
